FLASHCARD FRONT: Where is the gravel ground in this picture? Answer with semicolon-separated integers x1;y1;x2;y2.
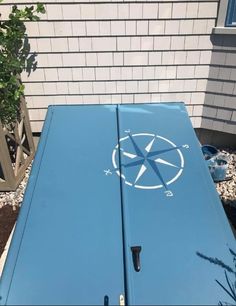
0;164;32;210
216;149;236;207
0;164;32;258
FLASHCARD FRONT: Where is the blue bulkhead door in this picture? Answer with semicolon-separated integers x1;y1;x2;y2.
1;103;235;306
0;105;125;305
116;103;236;305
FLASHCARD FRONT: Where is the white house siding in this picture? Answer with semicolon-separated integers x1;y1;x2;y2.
202;34;236;134
0;0;219;132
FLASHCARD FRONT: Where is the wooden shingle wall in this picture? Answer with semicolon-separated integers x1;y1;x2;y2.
202;34;236;134
1;1;221;133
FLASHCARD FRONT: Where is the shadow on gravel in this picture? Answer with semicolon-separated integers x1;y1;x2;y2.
0;205;19;258
222;200;236;233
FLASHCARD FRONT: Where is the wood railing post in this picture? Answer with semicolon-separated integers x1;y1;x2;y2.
0;97;35;191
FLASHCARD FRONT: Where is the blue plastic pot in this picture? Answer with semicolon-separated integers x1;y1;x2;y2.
201;145;228;181
201;145;218;161
211;159;228;182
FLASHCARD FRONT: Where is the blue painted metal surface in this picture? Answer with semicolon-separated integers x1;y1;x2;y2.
117;103;236;305
0;105;125;305
0;103;235;305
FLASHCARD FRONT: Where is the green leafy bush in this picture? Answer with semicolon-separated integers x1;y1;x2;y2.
0;2;45;124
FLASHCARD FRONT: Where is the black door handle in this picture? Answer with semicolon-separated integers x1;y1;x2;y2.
131;246;142;272
104;295;109;306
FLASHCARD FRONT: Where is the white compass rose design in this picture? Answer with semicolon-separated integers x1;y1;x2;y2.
104;131;189;197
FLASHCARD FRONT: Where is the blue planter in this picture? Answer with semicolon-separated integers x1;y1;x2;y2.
211;159;228;182
201;145;228;181
201;145;218;161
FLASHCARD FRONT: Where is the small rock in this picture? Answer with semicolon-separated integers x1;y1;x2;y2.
0;162;32;209
215;149;236;208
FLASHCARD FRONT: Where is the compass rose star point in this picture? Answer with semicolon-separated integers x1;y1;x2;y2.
154;158;179;168
134;164;147;184
145;137;155;153
122;151;137;159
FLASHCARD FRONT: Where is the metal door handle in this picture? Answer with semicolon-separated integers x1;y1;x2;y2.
104;295;109;306
131;246;142;272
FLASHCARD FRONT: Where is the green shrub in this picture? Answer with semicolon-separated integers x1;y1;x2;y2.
0;2;45;124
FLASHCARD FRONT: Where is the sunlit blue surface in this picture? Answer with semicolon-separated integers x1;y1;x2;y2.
0;103;235;306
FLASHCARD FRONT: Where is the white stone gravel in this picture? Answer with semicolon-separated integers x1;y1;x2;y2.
216;149;236;207
0;163;32;210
